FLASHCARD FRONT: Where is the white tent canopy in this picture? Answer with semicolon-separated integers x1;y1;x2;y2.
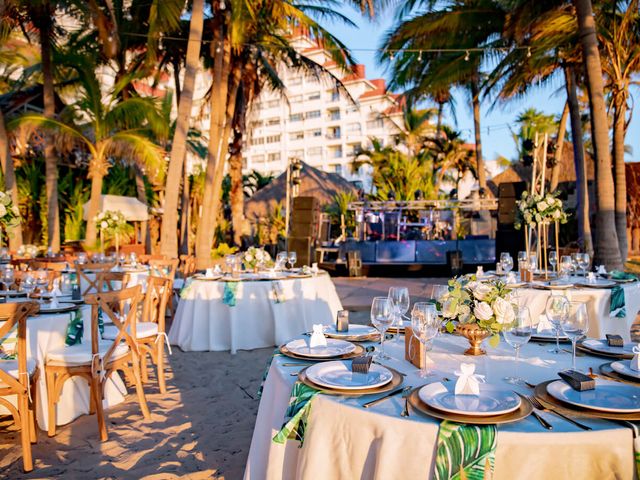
82;195;149;222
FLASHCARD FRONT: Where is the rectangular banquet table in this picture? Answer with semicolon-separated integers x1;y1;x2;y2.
169;272;343;353
245;334;637;479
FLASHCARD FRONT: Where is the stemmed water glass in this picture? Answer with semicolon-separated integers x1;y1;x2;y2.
545;294;570;354
559;255;573;280
503;305;532;385
388;286;410;342
500;252;514;274
288;251;297;270
411;302;440;377
21;275;35;298
578;253;591;277
549;250;558;274
275;252;287;271
370;296;393;360
561;302;589;371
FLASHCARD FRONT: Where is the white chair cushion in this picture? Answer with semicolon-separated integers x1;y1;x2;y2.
46;341;129;367
0;358;37;380
102;322;158;340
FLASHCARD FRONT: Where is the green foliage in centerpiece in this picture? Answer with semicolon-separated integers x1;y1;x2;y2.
515;191;569;230
0;191;21;231
441;275;517;345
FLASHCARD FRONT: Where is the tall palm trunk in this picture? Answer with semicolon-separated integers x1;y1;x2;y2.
436;102;444;137
229;129;244;247
179;160;190;255
135;167;149;252
565;66;593;255
613;99;628;261
85;166;104;245
549;101;569;192
0;108;23;249
39;2;60;251
574;0;622;269
470;80;486;190
160;0;204;258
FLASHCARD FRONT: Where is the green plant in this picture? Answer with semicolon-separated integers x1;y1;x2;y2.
325;192;357;238
211;242;238;260
63;182;89;241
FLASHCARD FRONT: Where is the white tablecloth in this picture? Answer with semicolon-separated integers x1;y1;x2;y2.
1;305;127;430
246;335;637;479
515;282;640;341
169;273;343;353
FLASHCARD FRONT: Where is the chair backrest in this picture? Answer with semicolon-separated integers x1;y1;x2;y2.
0;302;39;393
97;271;131;292
75;262;116;295
85;285;142;367
178;255;196;279
148;258;179;282
142;276;172;332
29;261;67;271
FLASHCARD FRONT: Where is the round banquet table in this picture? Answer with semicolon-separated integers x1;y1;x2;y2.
246;334;638;479
168;272;342;354
512;280;640;341
0;303;127;430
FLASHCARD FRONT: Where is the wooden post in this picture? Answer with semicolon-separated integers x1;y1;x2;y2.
543;222;549;279
555;220;560;269
540;134;548;195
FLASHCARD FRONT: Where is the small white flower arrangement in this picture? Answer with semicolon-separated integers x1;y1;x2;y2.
441;275;517;343
242;246;272;271
17;244;39;258
94;210;127;236
0;191;21;231
515;191;568;230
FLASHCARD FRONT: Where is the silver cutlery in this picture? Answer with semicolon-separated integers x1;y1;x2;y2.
372;360;407;377
400;389;411;417
281;362;311;367
526;394;592;431
516;393;553;430
362;386;411;408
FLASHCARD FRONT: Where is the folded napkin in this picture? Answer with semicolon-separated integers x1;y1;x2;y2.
223;282;238;307
351;356;373;374
586;272;597;283
0;323;18;359
434;420;497;480
610;286;627;318
257;348;281;399
506;272;517;284
273;381;320;445
454;363;485;396
611;270;638;282
631;345;640;371
311;263;319;275
597;265;608;276
558;370;595;391
309;324;327;348
213;265;222;275
205;268;215;278
476;266;484;277
65;309;84;346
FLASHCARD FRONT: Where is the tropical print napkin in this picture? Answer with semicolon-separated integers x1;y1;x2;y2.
65;309;84;346
0;322;17;359
434;421;497;480
223;281;238;307
272;381;320;446
610;286;627;318
271;281;286;304
180;277;195;299
611;270;639;282
256;348;281;398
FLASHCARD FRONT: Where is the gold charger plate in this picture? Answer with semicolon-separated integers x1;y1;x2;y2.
407;387;532;425
599;362;640;384
324;332;381;342
576;342;634;360
279;342;365;362
534;380;640;421
297;364;403;396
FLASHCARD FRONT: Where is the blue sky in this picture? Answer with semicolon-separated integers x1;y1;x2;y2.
327;5;639;166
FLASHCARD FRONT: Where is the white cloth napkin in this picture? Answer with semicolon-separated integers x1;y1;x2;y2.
597;265;607;276
476;266;484;277
51;278;62;308
454;363;485;396
587;272;596;283
311;263;319;275
536;313;554;333
213;265;222;275
631;345;640;371
506;272;517;284
309;324;327;348
205;268;215;278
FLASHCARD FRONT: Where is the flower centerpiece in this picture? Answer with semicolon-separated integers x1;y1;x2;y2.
514;191;568;230
441;275;516;355
242;246;272;272
94;210;128;254
0;191;21;247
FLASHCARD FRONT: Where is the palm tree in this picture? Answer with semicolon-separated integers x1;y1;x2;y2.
428;126;477;194
387;106;435;160
574;0;622;269
8;55;168;246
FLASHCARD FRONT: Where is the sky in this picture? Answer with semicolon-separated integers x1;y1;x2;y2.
326;5;639;169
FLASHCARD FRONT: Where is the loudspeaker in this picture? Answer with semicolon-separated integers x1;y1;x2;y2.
495;229;526;262
289;236;312;266
498;182;527;228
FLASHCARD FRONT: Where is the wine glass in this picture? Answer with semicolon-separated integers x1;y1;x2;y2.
561;302;589;371
411;302;440;377
21;275;35;298
578;253;591;277
549;250;558;274
35;271;49;295
2;268;14;291
388;286;410;342
503;305;532;385
370;296;393;360
276;252;287;271
500;252;514;274
545;294;570;354
288;251;297;270
224;254;236;274
559;255;573;280
528;253;538;275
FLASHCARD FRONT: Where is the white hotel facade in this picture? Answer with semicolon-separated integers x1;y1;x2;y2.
239;34;405;187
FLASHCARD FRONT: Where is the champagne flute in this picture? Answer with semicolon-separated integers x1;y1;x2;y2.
388;286;410;339
411;302;440;377
503;305;532;385
561;302;589;371
545;294;570;354
549;250;558;274
370;296;393;360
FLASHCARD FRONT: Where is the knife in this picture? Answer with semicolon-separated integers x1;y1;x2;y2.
362;386;410;408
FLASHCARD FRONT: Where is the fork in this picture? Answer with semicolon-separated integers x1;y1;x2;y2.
516;393;552;430
526;394;592;431
400;389;411;417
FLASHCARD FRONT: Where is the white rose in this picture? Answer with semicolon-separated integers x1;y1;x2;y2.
245;254;253;262
0;204;6;217
466;281;478;292
473;302;494;322
553;210;561;219
456;304;472;323
101;221;108;229
493;297;515;324
537;201;548;211
473;283;492;301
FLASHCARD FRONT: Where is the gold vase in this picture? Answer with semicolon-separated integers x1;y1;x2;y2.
456;323;491;356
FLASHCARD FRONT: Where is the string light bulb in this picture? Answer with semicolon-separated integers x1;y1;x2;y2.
390;51;395;61
464;50;470;61
527;47;532;58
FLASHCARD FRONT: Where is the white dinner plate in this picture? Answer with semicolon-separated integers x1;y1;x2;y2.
582;339;636;355
505;282;528;288
0;290;27;297
531;330;569;341
532;281;574;290
38;302;77;314
610;361;640;380
305;361;393;390
324;325;377;338
418;382;521;417
547;379;640;413
285;338;356;358
576;279;617;289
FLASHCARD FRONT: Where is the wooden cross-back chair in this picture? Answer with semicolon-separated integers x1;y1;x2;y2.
139;254;167;264
13;270;61;292
178;255;196;279
44;285;150;440
75;262;116;296
148;258;178;282
29;261;67;272
0;302;40;472
96;271;131;293
103;276;172;393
